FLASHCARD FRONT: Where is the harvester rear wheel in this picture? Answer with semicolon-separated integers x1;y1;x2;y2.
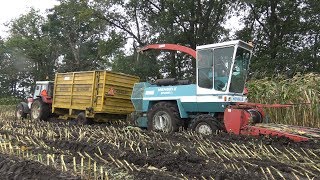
15;103;27;120
30;99;50;121
147;102;181;133
190;115;220;135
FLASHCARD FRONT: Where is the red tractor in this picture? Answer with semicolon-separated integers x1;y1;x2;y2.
16;81;54;121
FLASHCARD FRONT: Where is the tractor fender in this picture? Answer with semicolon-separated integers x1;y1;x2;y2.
19;102;30;114
38;95;52;104
145;100;188;118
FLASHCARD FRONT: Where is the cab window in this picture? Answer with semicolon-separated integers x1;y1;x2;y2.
197;49;213;89
213;47;234;91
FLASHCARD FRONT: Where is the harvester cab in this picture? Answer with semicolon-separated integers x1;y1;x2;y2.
131;40;320;142
196;40;251;96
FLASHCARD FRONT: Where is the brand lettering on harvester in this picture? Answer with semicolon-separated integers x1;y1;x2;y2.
157;87;177;92
158;87;177;95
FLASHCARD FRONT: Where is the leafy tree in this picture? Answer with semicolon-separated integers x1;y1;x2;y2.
236;0;319;76
299;0;320;73
112;52;162;81
7;9;58;81
1;9;59;97
46;0;125;72
0;37;10;96
0;0;126;97
93;0;232;80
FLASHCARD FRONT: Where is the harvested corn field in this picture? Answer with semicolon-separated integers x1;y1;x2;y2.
0;107;319;179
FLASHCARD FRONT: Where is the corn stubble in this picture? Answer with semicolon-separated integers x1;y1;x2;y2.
0;113;318;179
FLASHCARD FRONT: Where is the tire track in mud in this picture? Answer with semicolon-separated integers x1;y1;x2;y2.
0;153;80;180
39;138;263;179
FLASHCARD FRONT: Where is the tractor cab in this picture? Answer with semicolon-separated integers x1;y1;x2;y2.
33;81;54;99
196;40;252;95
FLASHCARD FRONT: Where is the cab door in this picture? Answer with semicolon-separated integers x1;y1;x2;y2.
33;84;42;99
196;46;235;96
196;48;214;95
196;46;235;112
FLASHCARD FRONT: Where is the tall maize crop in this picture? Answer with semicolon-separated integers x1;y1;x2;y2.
247;73;320;128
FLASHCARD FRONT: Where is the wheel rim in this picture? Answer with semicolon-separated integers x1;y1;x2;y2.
32;105;40;119
196;123;213;135
153;111;171;132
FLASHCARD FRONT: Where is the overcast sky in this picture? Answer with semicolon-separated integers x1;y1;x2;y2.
0;0;59;38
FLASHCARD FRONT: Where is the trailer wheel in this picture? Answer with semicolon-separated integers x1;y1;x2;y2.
189;115;220;135
31;99;50;121
15;103;27;120
76;112;91;125
147;102;181;133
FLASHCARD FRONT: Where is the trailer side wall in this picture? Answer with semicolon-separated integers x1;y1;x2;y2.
52;71;139;119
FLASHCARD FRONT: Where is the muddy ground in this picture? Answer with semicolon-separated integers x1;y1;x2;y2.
0;114;319;179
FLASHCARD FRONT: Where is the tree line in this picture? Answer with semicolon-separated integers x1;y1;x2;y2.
0;0;319;98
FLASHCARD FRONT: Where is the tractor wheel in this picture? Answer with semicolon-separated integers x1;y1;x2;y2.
15;103;27;120
30;99;50;121
147;102;181;133
189;114;220;135
76;112;89;125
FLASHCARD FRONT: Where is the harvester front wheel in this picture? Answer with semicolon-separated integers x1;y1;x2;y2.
31;99;50;121
147;102;181;133
15;103;28;120
190;115;220;135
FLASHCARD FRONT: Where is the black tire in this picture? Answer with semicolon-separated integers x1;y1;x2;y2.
15;103;27;120
76;112;90;125
147;102;182;133
30;99;50;121
189;114;220;135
